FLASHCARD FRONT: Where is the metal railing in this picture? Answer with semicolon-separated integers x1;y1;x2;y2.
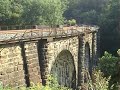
0;25;99;43
0;25;39;30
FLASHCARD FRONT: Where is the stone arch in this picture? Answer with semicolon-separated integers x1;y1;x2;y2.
50;50;76;88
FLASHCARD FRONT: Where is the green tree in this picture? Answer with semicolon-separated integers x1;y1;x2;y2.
41;0;67;27
22;0;68;27
64;0;107;24
21;0;44;25
9;0;24;25
99;0;120;55
0;0;24;25
0;0;68;26
67;19;76;26
0;0;11;25
99;51;120;89
88;70;110;90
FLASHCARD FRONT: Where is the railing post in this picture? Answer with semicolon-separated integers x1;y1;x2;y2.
41;28;43;37
31;29;32;38
71;28;73;36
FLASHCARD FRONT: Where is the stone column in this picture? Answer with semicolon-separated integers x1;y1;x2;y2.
97;29;100;58
24;41;41;84
92;31;98;67
20;42;30;87
37;39;48;85
77;34;85;90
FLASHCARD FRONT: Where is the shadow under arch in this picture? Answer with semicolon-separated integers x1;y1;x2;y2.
84;42;92;82
50;50;76;89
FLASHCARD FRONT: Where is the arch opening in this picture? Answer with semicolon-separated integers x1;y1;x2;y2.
51;50;76;88
84;42;92;82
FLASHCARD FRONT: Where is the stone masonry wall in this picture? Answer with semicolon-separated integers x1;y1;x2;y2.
47;37;79;74
24;42;41;84
0;30;97;89
77;32;97;89
83;33;93;58
38;37;79;88
0;44;25;87
49;37;78;76
0;42;42;87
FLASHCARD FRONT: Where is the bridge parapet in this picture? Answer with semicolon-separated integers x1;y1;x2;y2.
0;25;98;44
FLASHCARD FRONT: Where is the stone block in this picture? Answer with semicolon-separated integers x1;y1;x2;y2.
17;65;24;71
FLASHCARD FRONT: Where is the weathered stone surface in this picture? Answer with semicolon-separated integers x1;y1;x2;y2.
0;29;98;89
24;42;42;84
0;44;26;87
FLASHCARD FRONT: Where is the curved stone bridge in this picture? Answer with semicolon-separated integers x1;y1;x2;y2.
0;26;98;89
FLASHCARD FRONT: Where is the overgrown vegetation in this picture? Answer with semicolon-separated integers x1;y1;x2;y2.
64;0;120;55
0;0;119;54
88;69;110;90
67;19;76;26
99;51;120;90
0;0;68;27
0;75;71;90
0;71;111;90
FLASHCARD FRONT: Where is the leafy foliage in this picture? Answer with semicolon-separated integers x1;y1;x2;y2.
64;0;107;24
64;0;120;55
21;0;44;25
0;0;68;27
0;75;71;90
67;19;76;26
99;51;120;89
45;75;71;90
98;0;120;55
0;0;24;25
99;51;119;76
88;69;110;90
40;0;67;27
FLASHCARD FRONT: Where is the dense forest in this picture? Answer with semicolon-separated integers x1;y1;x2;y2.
0;0;120;55
0;0;120;89
65;0;120;56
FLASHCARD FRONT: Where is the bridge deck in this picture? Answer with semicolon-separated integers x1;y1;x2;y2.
0;26;98;44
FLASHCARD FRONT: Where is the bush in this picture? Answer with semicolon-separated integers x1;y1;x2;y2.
67;19;76;26
0;75;71;90
88;69;110;90
99;51;119;76
99;51;120;90
45;75;71;90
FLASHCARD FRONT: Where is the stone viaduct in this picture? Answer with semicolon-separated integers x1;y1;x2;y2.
0;25;98;89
